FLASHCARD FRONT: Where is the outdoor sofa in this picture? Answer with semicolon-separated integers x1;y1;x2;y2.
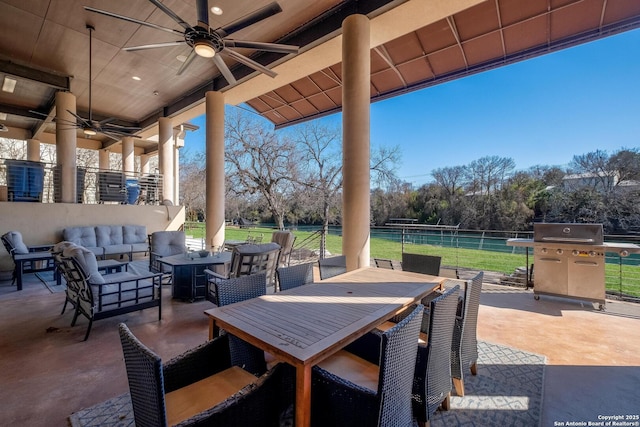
62;225;148;260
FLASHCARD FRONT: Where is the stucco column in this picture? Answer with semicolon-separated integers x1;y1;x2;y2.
55;91;77;203
122;137;134;177
26;139;40;161
140;154;150;175
158;117;174;205
98;149;110;170
341;14;371;270
205;91;225;250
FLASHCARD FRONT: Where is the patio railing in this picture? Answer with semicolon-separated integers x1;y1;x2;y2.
0;159;164;205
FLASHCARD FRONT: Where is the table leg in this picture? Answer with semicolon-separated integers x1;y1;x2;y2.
208;318;216;341
295;364;311;427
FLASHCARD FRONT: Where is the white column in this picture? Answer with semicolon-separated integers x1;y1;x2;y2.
27;139;40;161
122;137;134;177
341;14;371;270
140;154;150;175
205;91;226;250
158;117;174;205
55;92;77;203
98;149;110;170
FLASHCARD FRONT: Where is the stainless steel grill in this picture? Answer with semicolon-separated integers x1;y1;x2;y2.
508;223;640;310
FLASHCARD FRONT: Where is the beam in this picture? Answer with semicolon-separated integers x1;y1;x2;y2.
0;60;70;90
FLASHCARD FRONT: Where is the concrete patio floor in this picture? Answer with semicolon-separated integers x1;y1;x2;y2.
0;269;639;426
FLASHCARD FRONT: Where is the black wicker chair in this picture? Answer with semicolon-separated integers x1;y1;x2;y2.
318;255;347;280
401;253;442;275
310;304;423;427
206;272;268;376
412;285;460;426
374;258;394;269
276;262;314;292
451;271;484;397
118;323;294;427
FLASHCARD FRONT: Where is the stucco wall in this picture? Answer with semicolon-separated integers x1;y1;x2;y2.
0;202;185;271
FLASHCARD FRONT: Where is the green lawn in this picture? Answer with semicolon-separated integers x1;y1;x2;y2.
183;222;640;297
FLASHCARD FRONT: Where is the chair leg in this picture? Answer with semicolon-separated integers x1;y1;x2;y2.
453;377;465;396
417;421;430;427
470;362;478;375
61;299;68;315
71;307;80;327
441;393;451;411
83;319;93;341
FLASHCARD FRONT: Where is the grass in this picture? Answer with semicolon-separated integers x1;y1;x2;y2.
182;222;640;298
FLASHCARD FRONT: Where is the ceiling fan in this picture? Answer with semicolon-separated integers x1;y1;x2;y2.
85;0;299;85
32;25;142;141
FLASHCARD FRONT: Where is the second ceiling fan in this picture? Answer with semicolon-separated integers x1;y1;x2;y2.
85;0;299;85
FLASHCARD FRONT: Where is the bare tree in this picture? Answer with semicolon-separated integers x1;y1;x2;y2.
225;110;299;230
432;165;466;197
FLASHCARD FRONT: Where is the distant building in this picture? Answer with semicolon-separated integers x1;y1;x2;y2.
561;171;639;192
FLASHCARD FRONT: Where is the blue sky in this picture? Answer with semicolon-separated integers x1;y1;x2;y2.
184;28;640;187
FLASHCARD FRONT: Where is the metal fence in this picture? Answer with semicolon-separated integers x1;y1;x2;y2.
0;159;163;205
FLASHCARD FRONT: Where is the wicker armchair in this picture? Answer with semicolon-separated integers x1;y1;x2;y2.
270;230;296;267
276;262;314;291
401;253;442;275
412;285;460;426
318;255;347;280
451;271;484;397
118;323;294;427
310;304;423;427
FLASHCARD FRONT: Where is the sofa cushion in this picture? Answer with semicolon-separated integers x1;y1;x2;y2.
96;225;124;247
123;225;147;245
103;244;132;256
3;231;29;254
63;227;98;249
62;245;105;285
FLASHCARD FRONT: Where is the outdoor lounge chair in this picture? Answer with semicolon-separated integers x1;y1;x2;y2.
53;243;162;341
318;255;347;280
270;230;296;267
118;323;294;427
451;271;484;397
1;230;55;288
310;304;423;427
149;230;186;273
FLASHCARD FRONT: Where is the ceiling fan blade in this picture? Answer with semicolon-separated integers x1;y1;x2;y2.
123;41;186;52
67;110;91;127
177;50;198;76
216;2;282;37
223;49;277;78
224;40;298;54
212;55;237;85
103;124;142;131
196;0;209;27
147;0;193;31
98;131;123;142
84;6;184;36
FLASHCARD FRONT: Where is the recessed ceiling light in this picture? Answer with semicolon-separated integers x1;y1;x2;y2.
132;76;142;81
176;55;188;63
211;6;223;15
2;77;17;93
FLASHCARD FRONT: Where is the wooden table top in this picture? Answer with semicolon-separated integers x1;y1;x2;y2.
204;267;445;366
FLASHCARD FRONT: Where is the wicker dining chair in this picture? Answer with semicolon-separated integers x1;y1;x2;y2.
374;258;394;269
276;262;314;291
412;285;461;426
310;304;423;427
401;253;442;275
451;271;484;397
318;255;347;280
118;323;293;427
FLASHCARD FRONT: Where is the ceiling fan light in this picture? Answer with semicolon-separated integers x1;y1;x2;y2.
194;40;216;58
83;128;97;136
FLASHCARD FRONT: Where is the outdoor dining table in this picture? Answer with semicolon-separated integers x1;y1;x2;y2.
203;266;447;427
